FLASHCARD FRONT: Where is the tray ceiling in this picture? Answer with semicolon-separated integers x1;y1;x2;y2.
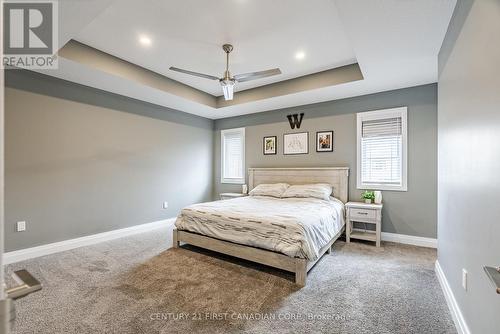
30;0;456;119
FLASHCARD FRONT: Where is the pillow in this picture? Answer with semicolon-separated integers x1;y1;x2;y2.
249;183;289;198
282;183;333;200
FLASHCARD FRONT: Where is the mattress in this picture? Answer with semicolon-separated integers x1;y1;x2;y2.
174;196;345;260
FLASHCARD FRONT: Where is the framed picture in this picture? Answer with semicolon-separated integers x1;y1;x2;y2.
263;136;277;155
284;132;309;155
316;131;334;152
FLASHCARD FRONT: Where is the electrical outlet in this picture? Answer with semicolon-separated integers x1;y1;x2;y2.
462;269;468;291
16;221;26;232
163;202;168;209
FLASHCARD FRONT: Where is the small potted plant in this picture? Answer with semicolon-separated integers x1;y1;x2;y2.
361;190;375;204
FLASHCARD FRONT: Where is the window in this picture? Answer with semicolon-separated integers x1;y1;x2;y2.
357;107;407;191
221;127;245;184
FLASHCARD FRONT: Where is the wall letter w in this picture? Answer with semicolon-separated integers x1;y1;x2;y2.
287;113;304;129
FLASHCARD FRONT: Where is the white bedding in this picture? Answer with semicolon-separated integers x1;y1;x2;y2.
174;196;345;260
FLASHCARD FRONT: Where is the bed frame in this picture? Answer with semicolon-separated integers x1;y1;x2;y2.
173;167;349;287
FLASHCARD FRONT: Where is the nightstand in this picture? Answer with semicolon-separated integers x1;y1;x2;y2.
219;193;247;200
345;202;383;247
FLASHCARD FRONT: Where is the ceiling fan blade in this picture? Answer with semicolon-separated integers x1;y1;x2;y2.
169;67;220;81
234;68;281;83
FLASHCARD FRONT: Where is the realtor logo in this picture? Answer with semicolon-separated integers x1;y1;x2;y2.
2;1;58;69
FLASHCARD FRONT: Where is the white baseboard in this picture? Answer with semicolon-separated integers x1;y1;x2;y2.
4;220;436;264
381;232;437;248
435;260;471;334
4;218;176;265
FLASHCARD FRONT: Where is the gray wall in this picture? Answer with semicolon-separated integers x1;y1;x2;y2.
4;71;439;250
215;84;438;238
5;71;214;252
438;0;500;333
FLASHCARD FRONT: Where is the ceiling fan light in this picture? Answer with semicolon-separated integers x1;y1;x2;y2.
222;85;233;100
220;79;235;100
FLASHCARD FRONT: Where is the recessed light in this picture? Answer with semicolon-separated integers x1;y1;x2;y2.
139;35;152;47
295;51;305;60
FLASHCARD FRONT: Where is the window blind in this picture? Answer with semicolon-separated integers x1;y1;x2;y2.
361;117;403;186
222;128;244;182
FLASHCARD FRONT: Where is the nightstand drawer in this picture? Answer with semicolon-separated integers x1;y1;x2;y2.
349;208;376;220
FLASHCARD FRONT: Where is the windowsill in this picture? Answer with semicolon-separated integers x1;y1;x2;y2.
221;179;245;185
357;184;407;192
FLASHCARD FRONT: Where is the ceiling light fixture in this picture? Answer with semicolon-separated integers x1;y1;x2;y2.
220;78;235;100
295;51;305;60
169;44;281;101
139;35;152;47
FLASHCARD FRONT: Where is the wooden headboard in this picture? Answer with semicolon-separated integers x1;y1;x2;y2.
248;167;349;203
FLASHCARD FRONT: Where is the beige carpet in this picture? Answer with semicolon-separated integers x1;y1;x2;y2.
6;224;456;334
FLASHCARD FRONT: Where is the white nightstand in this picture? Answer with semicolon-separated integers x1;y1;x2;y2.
345;202;383;247
219;193;247;200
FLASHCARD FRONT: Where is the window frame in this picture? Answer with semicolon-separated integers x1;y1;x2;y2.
221;127;246;184
356;107;408;192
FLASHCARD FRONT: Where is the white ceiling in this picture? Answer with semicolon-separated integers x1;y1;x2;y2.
35;0;456;119
75;0;356;96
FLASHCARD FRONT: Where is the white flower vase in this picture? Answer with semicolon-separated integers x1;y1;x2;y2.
364;199;372;204
374;191;383;204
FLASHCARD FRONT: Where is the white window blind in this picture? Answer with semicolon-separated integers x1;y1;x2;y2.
357;107;407;191
221;128;245;184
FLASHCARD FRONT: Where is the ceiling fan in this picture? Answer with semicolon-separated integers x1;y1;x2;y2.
169;44;281;101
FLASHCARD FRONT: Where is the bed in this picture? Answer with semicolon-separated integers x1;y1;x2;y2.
173;167;349;286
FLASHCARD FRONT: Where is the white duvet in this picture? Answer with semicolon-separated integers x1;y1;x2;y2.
174;196;345;260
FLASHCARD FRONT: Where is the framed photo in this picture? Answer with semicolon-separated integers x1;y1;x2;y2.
263;136;277;155
316;131;334;152
284;132;309;155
